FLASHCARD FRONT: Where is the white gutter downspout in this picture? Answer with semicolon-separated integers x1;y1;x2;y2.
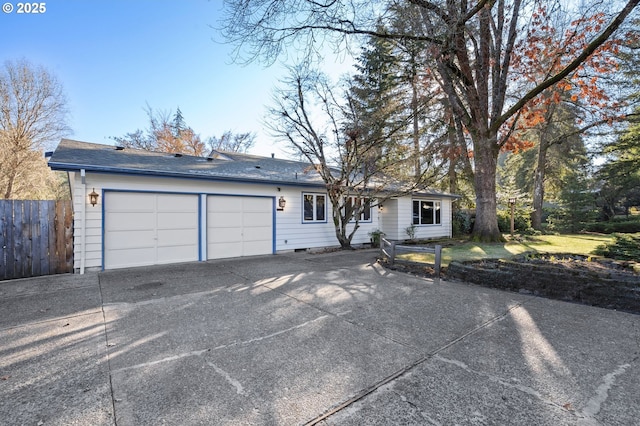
80;169;86;275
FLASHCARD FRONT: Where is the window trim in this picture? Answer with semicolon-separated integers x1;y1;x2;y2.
302;192;328;223
412;199;442;226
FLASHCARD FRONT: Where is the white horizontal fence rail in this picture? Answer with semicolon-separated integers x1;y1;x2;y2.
380;237;442;278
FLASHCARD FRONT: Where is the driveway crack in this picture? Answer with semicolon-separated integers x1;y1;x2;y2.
98;273;118;426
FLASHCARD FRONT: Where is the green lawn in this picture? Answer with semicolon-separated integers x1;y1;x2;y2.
397;234;614;266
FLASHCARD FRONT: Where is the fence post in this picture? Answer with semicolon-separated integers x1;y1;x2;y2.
434;244;442;278
389;240;396;265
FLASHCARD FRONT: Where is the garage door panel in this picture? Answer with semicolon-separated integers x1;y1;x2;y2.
157;229;199;247
244;212;272;227
105;192;199;269
244;227;272;242
106;248;156;269
105;212;155;231
243;241;272;256
208;212;242;227
157;212;199;229
209;227;242;243
243;197;271;211
207;195;273;259
157;246;198;263
107;193;155;212
208;242;242;259
208;196;242;212
105;230;156;250
156;194;198;211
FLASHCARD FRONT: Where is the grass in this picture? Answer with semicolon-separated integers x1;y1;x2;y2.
397;234;615;267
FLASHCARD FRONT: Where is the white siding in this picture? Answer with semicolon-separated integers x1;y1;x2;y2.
72;172;382;270
379;197;453;241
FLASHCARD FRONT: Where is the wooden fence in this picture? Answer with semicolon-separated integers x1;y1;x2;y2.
380;238;442;278
0;200;74;280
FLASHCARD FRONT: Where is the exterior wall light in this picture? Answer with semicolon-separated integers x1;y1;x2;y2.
89;188;99;207
278;196;286;211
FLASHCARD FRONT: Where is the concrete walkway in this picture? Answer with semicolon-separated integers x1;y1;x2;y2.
1;250;638;425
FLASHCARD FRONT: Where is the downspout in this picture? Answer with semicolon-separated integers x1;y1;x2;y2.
80;169;86;275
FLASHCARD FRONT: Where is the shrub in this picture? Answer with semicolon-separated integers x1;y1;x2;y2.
592;233;640;261
497;209;531;233
583;218;640;234
452;210;472;236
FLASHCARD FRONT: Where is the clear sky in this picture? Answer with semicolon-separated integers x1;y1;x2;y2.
0;0;354;158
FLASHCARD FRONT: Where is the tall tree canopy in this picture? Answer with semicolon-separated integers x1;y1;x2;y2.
221;0;639;241
0;59;70;199
112;105;206;156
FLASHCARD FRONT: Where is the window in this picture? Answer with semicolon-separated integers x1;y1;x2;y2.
344;196;371;222
303;193;326;222
413;200;441;225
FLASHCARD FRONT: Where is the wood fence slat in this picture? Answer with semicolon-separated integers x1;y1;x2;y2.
38;201;50;275
380;238;442;278
30;201;41;276
64;200;73;273
46;201;56;275
0;201;9;280
0;199;74;280
13;201;25;278
6;201;15;279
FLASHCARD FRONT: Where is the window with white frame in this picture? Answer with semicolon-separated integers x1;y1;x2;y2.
412;200;441;225
344;196;371;222
303;193;326;222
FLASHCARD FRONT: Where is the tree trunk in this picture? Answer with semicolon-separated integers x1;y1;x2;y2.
331;200;354;249
531;137;549;230
412;75;421;179
471;140;502;241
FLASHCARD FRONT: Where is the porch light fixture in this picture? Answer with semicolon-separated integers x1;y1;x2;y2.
278;196;286;211
89;188;99;207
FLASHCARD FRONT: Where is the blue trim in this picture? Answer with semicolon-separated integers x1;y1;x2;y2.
49;162;327;189
101;188;105;271
198;195;203;261
272;197;277;254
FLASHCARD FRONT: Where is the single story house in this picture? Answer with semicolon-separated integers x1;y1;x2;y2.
48;139;459;272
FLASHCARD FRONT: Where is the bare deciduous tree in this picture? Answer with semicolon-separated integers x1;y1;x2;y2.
220;0;639;241
112;105;206;156
0;59;70;199
206;131;256;153
268;66;417;248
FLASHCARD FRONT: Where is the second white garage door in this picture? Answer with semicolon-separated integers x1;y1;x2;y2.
104;192;199;269
207;195;273;259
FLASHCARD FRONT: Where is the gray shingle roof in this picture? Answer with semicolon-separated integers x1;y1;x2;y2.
48;139;328;187
48;139;460;198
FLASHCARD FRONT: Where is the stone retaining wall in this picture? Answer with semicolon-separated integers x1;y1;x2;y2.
447;259;640;314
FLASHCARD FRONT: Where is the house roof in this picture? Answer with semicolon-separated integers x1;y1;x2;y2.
48;139;460;198
49;139;328;187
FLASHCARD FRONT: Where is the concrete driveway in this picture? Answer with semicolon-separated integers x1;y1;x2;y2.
1;250;639;425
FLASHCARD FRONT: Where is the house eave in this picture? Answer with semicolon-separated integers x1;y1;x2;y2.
48;162;329;189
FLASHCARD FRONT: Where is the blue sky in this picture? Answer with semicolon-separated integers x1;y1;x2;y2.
1;0;353;157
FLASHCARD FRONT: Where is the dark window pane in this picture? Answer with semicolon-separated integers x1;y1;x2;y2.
363;198;371;221
435;202;441;224
413;200;420;225
304;194;314;221
422;201;434;225
316;195;325;221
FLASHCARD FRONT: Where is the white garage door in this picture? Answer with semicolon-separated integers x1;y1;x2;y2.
104;192;199;269
207;195;273;259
